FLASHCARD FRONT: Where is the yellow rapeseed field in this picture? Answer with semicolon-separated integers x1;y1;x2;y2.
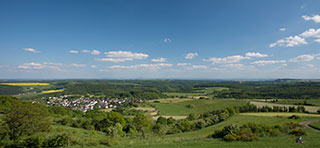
41;89;64;93
1;83;50;86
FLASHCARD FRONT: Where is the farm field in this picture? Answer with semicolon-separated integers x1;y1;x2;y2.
250;101;320;113
1;82;50;86
150;99;249;116
163;92;202;97
41;89;64;93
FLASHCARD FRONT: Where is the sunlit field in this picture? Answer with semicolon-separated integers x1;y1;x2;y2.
41;89;64;93
1;83;50;86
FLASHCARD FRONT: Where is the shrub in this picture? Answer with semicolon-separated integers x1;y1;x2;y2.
288;115;300;119
289;128;307;136
186;104;195;109
239;130;258;141
45;134;69;148
176;119;194;132
187;113;197;121
156;116;167;125
57;117;72;126
167;117;176;125
24;135;44;148
195;120;205;129
223;133;241;141
269;128;281;136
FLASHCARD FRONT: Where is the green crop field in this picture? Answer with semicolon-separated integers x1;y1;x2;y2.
150;99;249;116
163;92;203;97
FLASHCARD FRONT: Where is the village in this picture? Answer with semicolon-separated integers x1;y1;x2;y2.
45;95;139;112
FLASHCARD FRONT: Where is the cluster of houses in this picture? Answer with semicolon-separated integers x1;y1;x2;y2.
46;95;131;112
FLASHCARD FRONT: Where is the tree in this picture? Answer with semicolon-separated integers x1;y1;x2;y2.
97;112;125;131
187;113;196;121
176;119;193;132
167;117;176;125
156;116;167;125
4;100;51;140
133;113;150;132
133;113;150;138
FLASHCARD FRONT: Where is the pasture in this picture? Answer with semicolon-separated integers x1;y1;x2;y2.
150;99;249;116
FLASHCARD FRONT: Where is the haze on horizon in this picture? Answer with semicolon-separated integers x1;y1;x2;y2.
1;0;320;79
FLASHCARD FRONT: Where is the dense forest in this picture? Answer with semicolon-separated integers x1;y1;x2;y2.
1;80;320;99
195;81;320;99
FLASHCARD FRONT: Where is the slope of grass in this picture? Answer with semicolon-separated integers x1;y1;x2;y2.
150;99;248;116
112;115;320;148
309;121;320;130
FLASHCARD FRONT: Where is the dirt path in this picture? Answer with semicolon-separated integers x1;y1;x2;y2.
299;120;320;131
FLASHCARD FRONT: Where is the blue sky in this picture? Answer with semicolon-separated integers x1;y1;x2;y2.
1;0;320;79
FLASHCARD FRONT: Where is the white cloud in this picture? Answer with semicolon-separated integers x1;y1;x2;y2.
251;60;286;66
314;39;320;43
71;64;87;67
203;55;250;64
187;65;208;70
18;62;63;71
18;62;45;69
69;50;79;54
313;39;320;43
163;38;171;43
289;54;315;62
185;52;198;59
306;64;314;68
269;35;307;47
302;15;320;23
151;57;166;62
245;52;268;58
105;51;148;59
91;50;100;55
99;51;148;63
24;48;40;53
176;63;190;66
90;65;97;68
97;58;133;62
222;64;244;68
43;62;64;66
280;28;286;31
300;28;320;38
81;49;90;53
108;63;172;70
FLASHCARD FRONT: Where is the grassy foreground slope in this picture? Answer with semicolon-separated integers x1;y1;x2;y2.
112;115;320;148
